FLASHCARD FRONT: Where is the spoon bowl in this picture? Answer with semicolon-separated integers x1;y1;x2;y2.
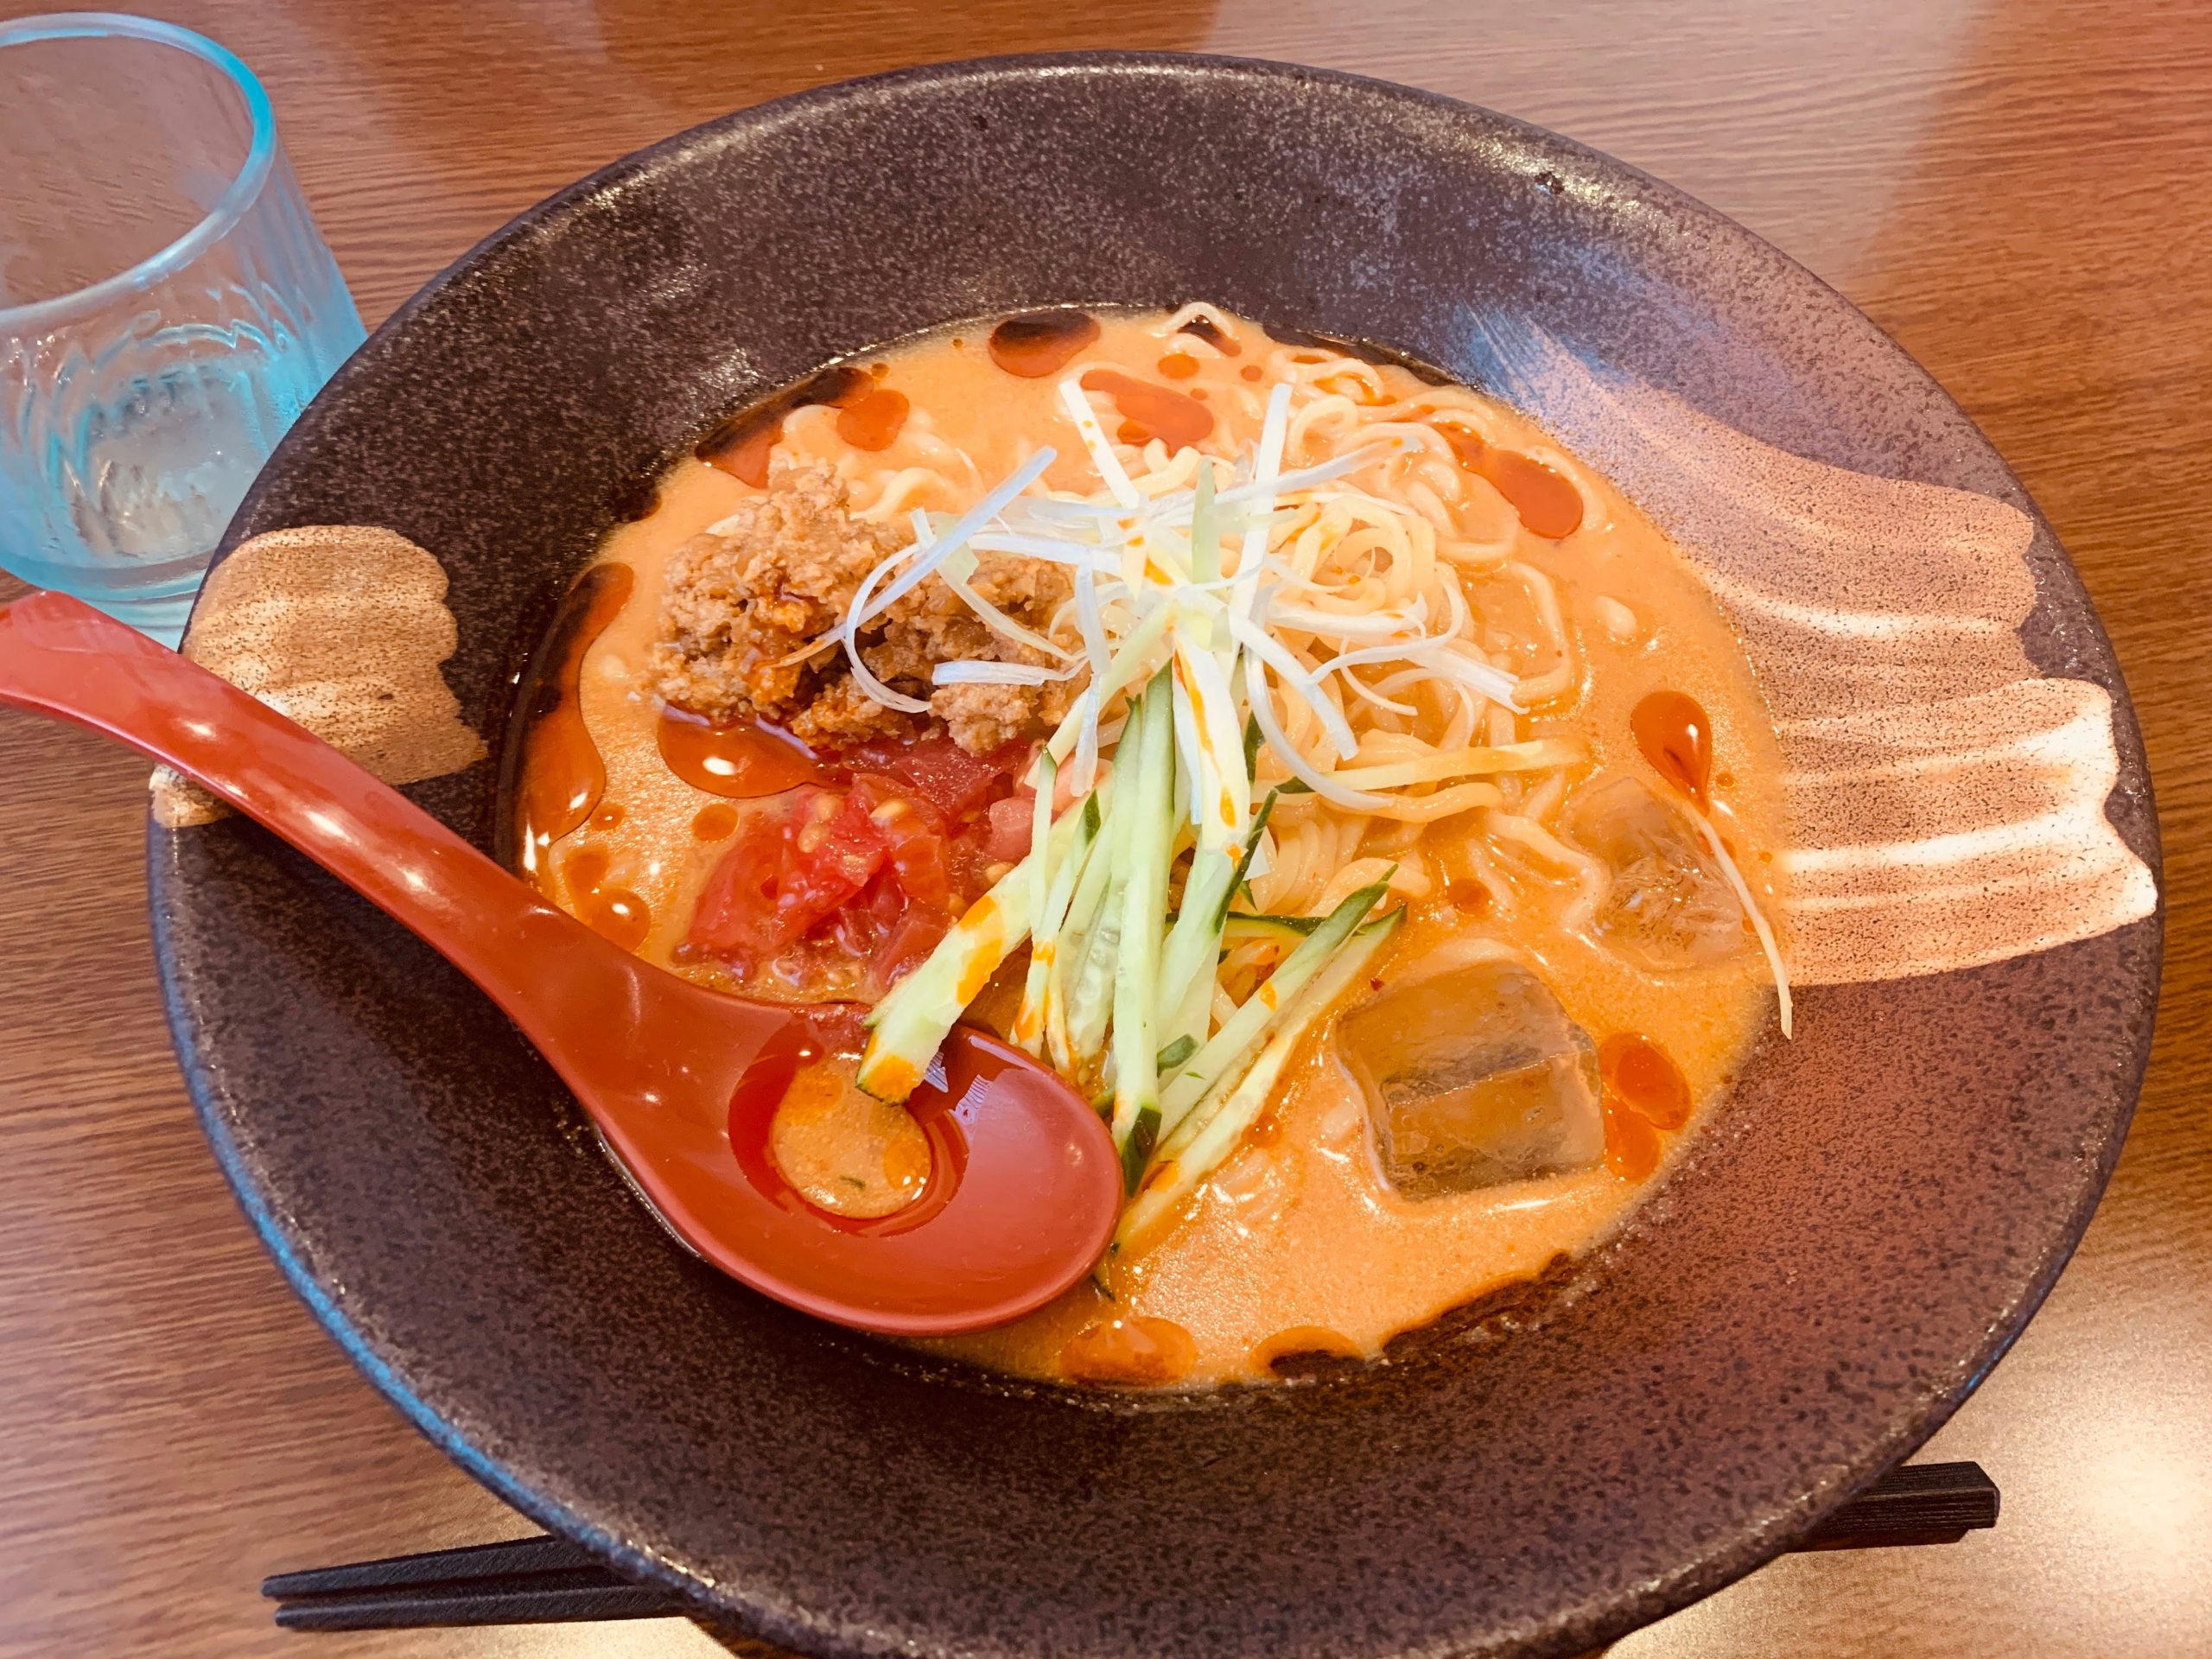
0;589;1121;1334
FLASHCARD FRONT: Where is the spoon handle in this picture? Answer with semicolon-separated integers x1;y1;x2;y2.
0;590;623;1049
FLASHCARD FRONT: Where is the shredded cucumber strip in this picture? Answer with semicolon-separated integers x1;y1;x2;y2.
1117;911;1402;1250
1155;876;1389;1142
1014;766;1098;1057
1218;912;1323;944
1155;773;1279;1036
1053;781;1125;1071
1027;753;1058;927
1152;784;1278;1080
1158;960;1217;1107
1041;823;1099;1075
1065;688;1154;1071
1109;675;1179;1189
1154;849;1233;1027
1064;891;1122;1070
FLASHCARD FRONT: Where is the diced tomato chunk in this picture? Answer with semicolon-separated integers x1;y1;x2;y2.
776;786;887;938
687;813;789;961
984;793;1035;862
689;788;886;965
848;773;955;912
836;734;1028;823
870;905;950;988
816;869;888;963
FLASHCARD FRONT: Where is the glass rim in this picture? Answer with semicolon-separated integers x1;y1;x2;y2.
0;11;278;335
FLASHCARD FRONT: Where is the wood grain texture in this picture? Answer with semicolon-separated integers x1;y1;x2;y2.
0;2;2205;1655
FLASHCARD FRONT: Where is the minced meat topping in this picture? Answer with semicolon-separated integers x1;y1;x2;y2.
649;461;1083;753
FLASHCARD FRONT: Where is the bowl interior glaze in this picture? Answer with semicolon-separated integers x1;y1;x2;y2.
149;53;2159;1659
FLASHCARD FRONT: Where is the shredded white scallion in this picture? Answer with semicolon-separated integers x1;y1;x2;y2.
931;659;1083;687
1694;812;1795;1039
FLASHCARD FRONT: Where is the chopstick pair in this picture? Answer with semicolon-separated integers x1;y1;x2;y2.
264;1460;1999;1631
263;1532;678;1630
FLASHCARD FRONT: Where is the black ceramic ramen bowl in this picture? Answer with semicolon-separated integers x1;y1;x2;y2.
153;52;2160;1659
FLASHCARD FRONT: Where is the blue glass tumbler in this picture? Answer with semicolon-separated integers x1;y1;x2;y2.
0;13;365;643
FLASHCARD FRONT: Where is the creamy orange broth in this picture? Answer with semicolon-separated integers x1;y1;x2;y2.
521;309;1786;1388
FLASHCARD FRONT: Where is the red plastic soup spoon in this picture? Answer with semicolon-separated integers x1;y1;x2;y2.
0;591;1120;1335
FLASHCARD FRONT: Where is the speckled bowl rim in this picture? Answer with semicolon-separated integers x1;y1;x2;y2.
151;50;2163;1659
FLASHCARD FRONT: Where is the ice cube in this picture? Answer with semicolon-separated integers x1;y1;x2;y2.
1566;774;1750;971
1338;955;1605;1198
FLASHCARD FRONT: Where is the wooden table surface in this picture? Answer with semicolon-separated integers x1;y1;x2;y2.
3;3;2207;1655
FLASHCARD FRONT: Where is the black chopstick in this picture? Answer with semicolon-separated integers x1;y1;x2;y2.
264;1535;681;1630
1792;1458;2000;1549
264;1460;1999;1630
